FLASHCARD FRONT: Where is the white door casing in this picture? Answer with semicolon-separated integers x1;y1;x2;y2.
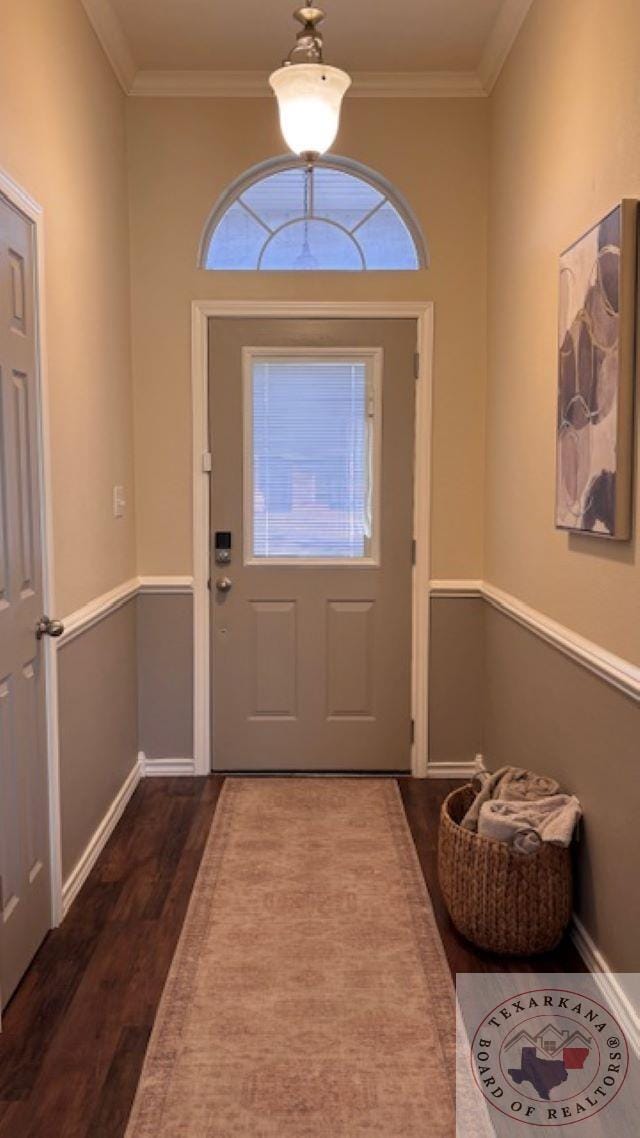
192;301;433;778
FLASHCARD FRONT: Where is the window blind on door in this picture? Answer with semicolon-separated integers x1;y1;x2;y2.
250;358;372;559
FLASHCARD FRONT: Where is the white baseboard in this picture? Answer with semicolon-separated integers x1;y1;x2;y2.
60;753;197;921
425;753;485;780
425;761;478;780
61;757;142;917
140;753;196;777
571;915;640;1058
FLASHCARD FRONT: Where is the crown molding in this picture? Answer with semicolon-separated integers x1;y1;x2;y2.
82;0;530;99
81;0;136;92
130;69;486;99
352;71;485;98
478;0;534;92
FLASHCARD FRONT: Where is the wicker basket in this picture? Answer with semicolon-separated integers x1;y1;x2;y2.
438;784;573;956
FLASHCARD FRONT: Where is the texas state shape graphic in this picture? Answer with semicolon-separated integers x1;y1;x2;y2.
507;1046;588;1101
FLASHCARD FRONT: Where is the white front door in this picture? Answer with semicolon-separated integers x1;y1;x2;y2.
0;195;51;1007
209;317;416;772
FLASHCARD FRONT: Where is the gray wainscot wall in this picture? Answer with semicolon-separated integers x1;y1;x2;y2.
57;590;194;884
57;599;138;881
429;593;640;975
136;592;193;762
57;585;638;978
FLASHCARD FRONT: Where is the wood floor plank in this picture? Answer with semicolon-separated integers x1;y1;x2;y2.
0;777;222;1138
86;1026;152;1138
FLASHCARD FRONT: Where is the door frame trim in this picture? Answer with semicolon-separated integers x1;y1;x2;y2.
0;168;63;926
192;300;434;778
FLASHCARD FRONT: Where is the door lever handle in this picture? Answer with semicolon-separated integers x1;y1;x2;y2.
36;615;65;640
215;576;233;593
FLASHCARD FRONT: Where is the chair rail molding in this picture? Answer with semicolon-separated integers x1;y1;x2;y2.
429;579;483;598
138;576;194;594
429;579;640;702
59;576;194;644
60;577;140;645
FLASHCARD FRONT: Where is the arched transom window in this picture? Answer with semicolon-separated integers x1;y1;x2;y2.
200;157;427;272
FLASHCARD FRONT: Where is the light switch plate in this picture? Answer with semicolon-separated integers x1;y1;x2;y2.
113;485;126;518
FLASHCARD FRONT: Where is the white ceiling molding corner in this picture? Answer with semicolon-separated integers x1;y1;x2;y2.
478;0;535;92
81;0;136;93
130;69;487;99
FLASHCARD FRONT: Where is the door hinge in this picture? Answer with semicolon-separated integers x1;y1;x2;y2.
410;719;415;744
413;351;420;380
411;538;416;565
202;451;212;473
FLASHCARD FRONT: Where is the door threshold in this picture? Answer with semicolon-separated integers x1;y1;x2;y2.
214;769;410;778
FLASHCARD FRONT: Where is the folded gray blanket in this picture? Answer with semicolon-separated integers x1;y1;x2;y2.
477;795;582;854
460;765;561;831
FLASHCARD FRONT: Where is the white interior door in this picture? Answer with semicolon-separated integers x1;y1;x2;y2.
0;194;51;1007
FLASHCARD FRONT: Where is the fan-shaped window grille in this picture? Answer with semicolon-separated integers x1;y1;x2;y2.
200;157;427;272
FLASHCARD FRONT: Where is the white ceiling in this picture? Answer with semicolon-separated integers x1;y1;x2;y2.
81;0;534;96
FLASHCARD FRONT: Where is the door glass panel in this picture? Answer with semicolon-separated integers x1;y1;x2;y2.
248;356;377;560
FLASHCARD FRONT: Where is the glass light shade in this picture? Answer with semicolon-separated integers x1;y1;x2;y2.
269;63;351;157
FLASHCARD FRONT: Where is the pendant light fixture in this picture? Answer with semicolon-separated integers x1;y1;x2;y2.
269;7;351;162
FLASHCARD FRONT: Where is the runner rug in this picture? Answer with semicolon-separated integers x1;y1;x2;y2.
125;778;456;1137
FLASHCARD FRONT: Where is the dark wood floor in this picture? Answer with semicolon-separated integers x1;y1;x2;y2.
0;776;584;1137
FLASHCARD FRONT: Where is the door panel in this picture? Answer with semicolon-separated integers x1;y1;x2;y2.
209;318;415;771
0;196;50;1007
326;600;374;719
251;600;297;717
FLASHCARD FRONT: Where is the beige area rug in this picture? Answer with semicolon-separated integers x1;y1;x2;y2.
126;778;456;1137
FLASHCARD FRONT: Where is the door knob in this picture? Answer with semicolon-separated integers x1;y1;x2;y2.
36;615;65;640
215;576;233;593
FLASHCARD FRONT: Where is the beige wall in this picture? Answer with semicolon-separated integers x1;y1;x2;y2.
0;0;136;616
486;0;640;664
126;96;488;580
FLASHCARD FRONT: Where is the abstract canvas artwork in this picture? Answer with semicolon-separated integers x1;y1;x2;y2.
556;201;637;538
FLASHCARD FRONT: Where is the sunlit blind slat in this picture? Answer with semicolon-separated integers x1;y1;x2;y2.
251;359;370;558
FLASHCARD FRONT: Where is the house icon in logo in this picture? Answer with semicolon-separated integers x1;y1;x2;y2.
506;1025;592;1059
